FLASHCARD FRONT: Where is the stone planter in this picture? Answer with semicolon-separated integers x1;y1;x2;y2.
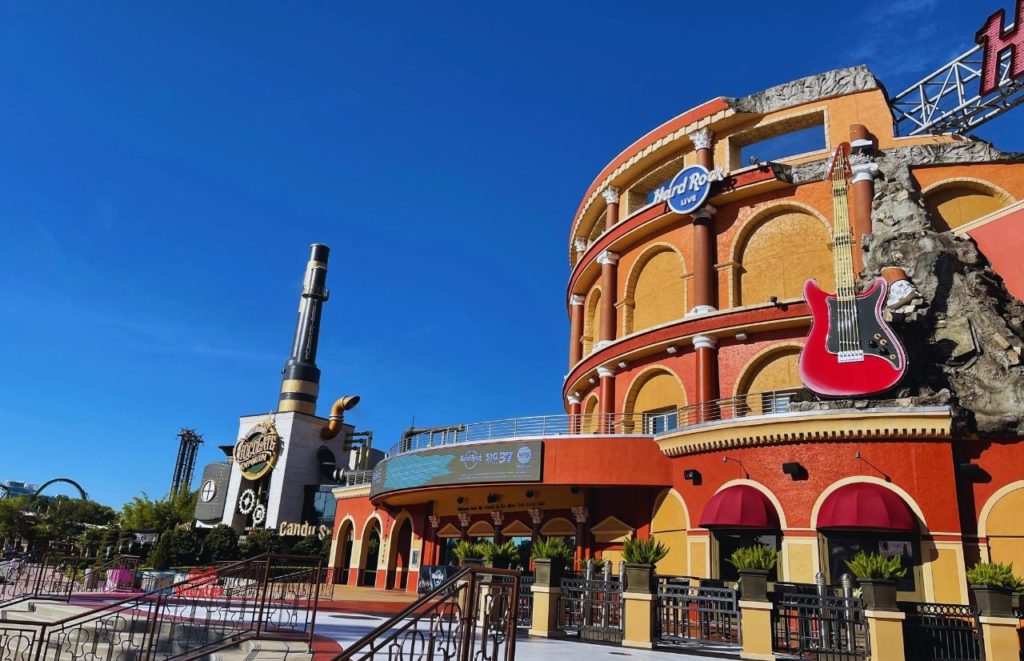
859;578;899;611
738;569;770;601
485;558;510;569
971;584;1014;617
533;558;564;587
624;563;654;594
460;558;484;568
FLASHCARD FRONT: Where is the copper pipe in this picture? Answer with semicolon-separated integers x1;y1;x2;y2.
321;395;361;440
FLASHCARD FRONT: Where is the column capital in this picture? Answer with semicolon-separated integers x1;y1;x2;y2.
686;304;718;317
571;505;589;524
597;250;620;266
570;294;585;306
597;365;616;379
528;509;544;525
490;511;505;526
602;186;620;205
428;515;441;529
574;237;588;253
688;127;714;150
567;394;581;405
693;334;718;350
692;205;717;221
851;161;879;183
457;512;472;528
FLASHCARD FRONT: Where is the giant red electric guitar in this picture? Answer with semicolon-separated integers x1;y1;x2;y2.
798;144;906;397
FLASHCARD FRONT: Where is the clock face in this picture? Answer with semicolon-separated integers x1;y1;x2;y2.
200;480;217;503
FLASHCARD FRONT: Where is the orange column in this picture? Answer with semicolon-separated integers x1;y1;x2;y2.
597;251;619;349
850;124;878;276
694;334;719;421
567;394;581;433
569;294;585;367
602;186;620;231
688;128;720;414
597;365;615;433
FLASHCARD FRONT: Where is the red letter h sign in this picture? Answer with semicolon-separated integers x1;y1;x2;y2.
977;0;1024;96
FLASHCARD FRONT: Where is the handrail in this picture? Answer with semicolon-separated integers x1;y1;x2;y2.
658;388;804;434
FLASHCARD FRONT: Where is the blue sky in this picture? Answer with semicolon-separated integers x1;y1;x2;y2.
1;1;1022;507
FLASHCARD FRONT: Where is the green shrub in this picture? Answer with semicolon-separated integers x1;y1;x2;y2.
147;532;173;570
966;562;1023;590
201;525;240;563
622;536;668;565
530;538;573;564
728;544;778;571
481;540;519;565
844;551;907;580
590;557;607;572
241;529;285;557
452;540;486;562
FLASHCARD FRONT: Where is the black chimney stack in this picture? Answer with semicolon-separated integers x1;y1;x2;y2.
278;243;330;415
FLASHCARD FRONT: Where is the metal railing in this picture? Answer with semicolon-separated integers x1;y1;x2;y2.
662;389;803;433
558;566;624;644
517;575;534;628
334;565;520;660
0;549;80;608
338;470;374;487
0;553;323;660
772;582;869;660
654;575;741;650
900;601;982;661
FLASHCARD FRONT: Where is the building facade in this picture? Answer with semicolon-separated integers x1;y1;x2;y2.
327;65;1024;602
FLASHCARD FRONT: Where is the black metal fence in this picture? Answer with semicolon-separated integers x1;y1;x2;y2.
900;601;982;661
558;576;624;643
772;587;869;660
517;575;534;628
335;566;520;661
654;575;741;650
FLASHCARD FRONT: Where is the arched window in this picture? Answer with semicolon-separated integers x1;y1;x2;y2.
734;346;803;416
624;246;686;335
582;287;602;356
736;209;833;306
923;180;1014;231
623;368;686;433
581;394;600;434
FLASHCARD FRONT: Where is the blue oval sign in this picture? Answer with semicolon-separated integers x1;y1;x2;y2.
666;164;713;215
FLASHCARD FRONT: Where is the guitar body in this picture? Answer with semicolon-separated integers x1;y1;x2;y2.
799;278;907;397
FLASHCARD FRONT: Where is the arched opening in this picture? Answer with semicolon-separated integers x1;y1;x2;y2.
625;246;686;334
982;483;1024;570
581;394;600;434
651;489;689;576
359;518;382;587
582;287;602;356
734;346;803;415
701;484;783;582
923;180;1014;231
736;209;833;306
332;519;355;585
623;367;686;433
387;517;413;591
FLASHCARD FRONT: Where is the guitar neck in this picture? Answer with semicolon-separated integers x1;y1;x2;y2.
831;160;857;299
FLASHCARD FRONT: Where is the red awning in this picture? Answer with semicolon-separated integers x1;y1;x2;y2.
817;483;915;531
700;485;780;529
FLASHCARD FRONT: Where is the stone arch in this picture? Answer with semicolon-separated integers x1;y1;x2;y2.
582;286;602;356
622;366;687;433
622;243;687;335
922;178;1015;232
651;488;690;576
581;394;600;434
732;343;805;415
731;203;834;307
978;481;1024;569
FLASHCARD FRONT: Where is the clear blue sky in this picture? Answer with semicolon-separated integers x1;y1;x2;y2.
1;1;1022;507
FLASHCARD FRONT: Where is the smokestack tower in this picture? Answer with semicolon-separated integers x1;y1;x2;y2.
278;243;330;415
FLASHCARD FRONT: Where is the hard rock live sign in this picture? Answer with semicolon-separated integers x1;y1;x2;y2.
320;1;1024;605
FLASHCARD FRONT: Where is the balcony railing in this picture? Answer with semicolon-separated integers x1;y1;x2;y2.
382;390;805;457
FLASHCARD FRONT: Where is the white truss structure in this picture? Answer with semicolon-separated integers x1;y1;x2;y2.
891;39;1024;136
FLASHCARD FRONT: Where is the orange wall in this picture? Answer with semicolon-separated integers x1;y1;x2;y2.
967;206;1024;300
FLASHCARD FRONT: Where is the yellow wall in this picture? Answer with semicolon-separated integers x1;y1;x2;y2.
651;489;688;576
924;184;1011;231
736;348;802;414
628;371;686;415
582;395;599;433
986;487;1024;570
628;248;685;334
738;210;833;305
583;287;601;356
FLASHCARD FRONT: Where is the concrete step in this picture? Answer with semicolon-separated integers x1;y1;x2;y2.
212;639;313;661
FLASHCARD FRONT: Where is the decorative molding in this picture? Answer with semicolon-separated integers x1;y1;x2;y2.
428;515;441;529
687;304;717;318
692;334;718;350
570;294;585;306
689;127;714;150
566;394;581;406
656;407;953;457
490;511;505;526
457;512;472;528
597;250;620;266
851;161;879;184
528;508;544;525
574;237;588;254
693;204;717;221
602;186;620;205
332;485;372;499
571;506;590;524
597;365;616;379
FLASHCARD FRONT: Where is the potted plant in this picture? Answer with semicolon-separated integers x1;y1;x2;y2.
482;540;519;569
589;556;607;577
622;536;668;593
845;551;906;611
453;540;486;567
531;538;573;587
728;544;777;601
966;562;1021;616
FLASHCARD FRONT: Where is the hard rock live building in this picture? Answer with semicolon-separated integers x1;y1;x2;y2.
329;50;1024;623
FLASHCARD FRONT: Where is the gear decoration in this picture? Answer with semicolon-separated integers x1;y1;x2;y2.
252;503;267;527
237;488;257;515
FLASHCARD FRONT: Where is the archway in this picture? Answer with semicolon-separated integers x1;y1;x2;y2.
387;517;414;590
332;519;355;585
735;207;833;306
581;394;600;434
622;367;687;433
923;179;1014;231
359;518;382;587
582;287;602;356
624;245;686;334
980;482;1024;570
651;489;689;576
733;345;803;415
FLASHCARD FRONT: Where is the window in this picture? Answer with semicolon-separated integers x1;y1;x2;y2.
761;389;798;414
823;532;917;591
714;531;780;582
644;408;679;434
302;485;337;529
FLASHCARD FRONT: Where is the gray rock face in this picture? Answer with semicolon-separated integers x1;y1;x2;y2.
730;66;880;115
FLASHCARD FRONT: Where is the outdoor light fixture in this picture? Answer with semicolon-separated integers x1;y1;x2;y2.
457;497;465;504
782;462;807;480
666;346;678;354
722;455;749;479
525;490;536;498
735;331;749;341
683;469;702;485
957;462;989;482
618;361;628;369
487;493;500;504
570;486;580;494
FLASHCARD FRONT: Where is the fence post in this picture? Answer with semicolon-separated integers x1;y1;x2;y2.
863;609;906;661
621;564;654;649
528;561;563;638
975;591;1022;661
738;572;774;661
